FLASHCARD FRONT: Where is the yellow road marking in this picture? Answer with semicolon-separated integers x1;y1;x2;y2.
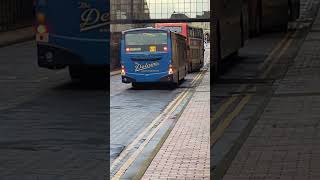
261;32;296;78
191;73;201;85
258;32;292;71
111;71;204;178
211;84;247;125
211;94;252;146
211;96;238;125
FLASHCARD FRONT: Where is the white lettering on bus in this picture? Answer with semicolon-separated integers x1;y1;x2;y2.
80;8;110;32
78;2;90;9
134;62;160;72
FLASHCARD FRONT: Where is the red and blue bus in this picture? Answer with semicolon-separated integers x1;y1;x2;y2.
34;0;109;81
155;23;204;72
120;28;187;88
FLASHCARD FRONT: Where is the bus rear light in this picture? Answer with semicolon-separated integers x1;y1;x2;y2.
168;65;174;75
126;48;130;52
121;65;126;76
37;24;48;34
36;13;46;24
163;46;168;51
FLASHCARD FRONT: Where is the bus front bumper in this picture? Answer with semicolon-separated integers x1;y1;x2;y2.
122;74;173;84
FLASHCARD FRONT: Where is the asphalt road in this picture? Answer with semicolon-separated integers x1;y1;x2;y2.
0;41;108;180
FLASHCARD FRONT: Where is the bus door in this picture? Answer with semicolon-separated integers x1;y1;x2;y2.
35;0;109;69
121;30;172;83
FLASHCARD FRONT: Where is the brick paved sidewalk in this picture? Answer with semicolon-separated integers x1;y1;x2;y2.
142;71;210;180
223;6;320;180
0;27;34;47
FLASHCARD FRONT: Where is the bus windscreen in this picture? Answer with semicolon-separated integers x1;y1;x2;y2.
125;32;168;52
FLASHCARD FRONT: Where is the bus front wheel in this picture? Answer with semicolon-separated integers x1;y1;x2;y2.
69;65;107;84
69;65;82;80
189;63;193;72
132;82;143;89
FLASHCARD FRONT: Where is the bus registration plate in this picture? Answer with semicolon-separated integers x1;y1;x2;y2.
149;46;156;52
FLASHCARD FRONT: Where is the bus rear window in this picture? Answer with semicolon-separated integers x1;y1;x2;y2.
125;32;168;52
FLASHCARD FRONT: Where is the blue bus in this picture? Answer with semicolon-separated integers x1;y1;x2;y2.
34;0;109;81
120;28;188;88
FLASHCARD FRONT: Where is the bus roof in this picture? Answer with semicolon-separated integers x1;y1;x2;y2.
155;23;202;30
122;27;186;41
155;23;187;26
123;28;169;34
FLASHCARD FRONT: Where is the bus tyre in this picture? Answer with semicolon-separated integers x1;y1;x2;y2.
69;65;107;85
213;63;220;80
255;8;261;35
196;63;201;72
213;20;222;80
69;66;81;81
132;82;142;89
171;81;178;89
185;66;188;77
172;73;179;87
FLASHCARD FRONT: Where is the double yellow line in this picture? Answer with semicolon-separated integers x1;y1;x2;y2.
112;71;205;180
211;31;296;146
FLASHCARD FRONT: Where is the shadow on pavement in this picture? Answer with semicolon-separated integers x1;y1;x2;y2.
129;81;185;90
52;79;109;91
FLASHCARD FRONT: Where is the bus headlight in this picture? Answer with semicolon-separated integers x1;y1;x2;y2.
168;65;174;75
